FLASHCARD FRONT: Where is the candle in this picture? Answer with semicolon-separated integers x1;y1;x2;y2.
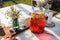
47;12;53;24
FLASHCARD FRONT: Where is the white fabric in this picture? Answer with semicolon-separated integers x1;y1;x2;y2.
0;4;60;40
0;4;32;27
15;16;60;40
15;29;39;40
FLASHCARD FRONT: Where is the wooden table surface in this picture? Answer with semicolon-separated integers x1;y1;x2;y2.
0;26;16;40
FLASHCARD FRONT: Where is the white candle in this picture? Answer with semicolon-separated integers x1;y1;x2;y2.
47;12;53;24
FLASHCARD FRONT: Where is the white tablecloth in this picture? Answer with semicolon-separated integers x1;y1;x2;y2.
0;4;32;27
0;4;60;40
15;16;60;40
14;4;60;40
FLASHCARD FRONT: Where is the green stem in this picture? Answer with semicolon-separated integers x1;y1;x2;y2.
13;18;19;27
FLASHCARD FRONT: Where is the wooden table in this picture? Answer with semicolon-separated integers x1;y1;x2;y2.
0;26;16;40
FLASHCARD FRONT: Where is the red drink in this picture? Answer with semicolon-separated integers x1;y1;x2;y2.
30;11;46;33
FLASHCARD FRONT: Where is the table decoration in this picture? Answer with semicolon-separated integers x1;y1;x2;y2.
5;6;21;30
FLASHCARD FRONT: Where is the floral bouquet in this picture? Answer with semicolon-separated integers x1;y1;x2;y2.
5;6;21;28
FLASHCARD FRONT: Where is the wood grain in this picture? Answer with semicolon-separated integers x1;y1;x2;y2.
0;26;16;40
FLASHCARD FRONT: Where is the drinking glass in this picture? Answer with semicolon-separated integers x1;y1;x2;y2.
30;11;46;33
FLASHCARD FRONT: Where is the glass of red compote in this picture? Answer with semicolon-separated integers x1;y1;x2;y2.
30;11;46;33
